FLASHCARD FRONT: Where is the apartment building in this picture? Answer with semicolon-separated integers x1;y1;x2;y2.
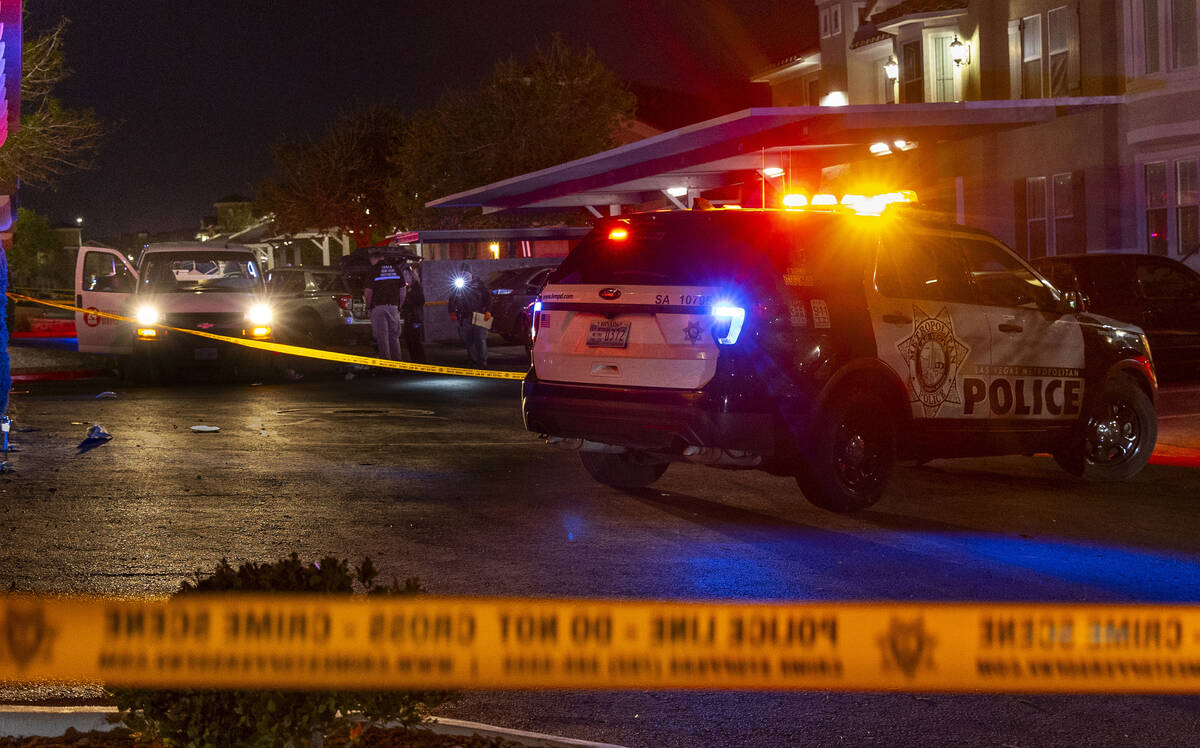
754;0;1200;266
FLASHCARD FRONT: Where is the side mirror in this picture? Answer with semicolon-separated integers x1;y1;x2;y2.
1058;289;1088;314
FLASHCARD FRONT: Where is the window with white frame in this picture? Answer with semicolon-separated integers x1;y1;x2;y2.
1145;161;1169;255
1053;173;1075;252
1173;0;1198;69
831;5;842;36
1011;8;1081;98
1178;158;1199;257
1047;7;1080;96
820;7;831;38
1021;173;1077;257
1027;177;1048;258
1022;15;1044;98
1144;0;1162;73
1139;0;1200;73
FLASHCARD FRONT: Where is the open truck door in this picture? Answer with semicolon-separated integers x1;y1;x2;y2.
75;247;138;355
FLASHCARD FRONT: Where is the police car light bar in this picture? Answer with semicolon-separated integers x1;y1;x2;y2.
782;190;918;215
711;304;746;345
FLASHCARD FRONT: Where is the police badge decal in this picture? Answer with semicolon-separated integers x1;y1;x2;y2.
897;305;970;417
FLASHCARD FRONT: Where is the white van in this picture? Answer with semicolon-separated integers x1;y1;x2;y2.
75;243;273;381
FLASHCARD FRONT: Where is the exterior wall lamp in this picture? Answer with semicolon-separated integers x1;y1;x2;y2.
950;36;971;67
883;55;899;80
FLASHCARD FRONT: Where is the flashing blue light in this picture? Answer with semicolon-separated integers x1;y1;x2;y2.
711;304;746;345
533;300;543;313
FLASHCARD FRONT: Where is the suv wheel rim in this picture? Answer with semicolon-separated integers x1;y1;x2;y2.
1084;400;1141;465
834;422;881;493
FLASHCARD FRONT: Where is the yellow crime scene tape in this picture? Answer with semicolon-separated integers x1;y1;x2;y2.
4;595;1200;692
6;293;525;381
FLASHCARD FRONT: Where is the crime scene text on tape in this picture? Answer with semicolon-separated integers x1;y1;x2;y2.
6;293;524;381
4;595;1200;692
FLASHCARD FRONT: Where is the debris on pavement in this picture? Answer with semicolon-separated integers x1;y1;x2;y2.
0;462;11;473
284;368;304;381
78;424;112;453
190;425;221;433
95;391;118;399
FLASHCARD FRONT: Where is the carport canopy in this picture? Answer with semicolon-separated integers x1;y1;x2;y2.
426;99;1119;214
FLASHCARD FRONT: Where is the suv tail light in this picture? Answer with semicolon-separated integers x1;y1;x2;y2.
335;294;352;311
711;304;746;345
530;300;543;342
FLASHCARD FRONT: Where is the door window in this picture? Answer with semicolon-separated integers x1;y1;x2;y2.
902;41;924;103
875;235;973;303
958;239;1053;309
1136;259;1200;298
83;251;134;293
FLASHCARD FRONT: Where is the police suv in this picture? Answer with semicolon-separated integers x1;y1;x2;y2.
522;200;1157;512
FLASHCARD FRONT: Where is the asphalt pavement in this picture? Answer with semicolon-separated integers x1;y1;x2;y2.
2;355;1200;746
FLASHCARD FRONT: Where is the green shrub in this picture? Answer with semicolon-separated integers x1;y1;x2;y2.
111;554;454;747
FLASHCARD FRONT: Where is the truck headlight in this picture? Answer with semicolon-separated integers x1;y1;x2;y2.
135;306;159;326
246;304;272;325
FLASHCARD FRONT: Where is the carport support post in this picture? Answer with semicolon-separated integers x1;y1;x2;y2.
319;236;331;266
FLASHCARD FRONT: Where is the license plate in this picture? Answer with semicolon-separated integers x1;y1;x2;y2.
586;320;631;348
194;348;218;361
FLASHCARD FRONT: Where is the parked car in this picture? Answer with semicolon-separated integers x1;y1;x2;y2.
487;264;558;345
74;243;273;381
524;207;1157;513
267;266;370;345
1033;254;1200;378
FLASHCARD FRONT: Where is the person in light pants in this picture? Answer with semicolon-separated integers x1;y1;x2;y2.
448;264;492;367
364;250;409;362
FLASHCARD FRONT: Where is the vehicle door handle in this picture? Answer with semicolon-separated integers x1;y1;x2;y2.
76;294;83;308
882;314;911;325
998;323;1023;333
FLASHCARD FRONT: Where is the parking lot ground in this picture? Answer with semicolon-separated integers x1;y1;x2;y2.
1;372;1200;746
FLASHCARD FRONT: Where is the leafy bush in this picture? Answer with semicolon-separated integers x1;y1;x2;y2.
111;554;454;747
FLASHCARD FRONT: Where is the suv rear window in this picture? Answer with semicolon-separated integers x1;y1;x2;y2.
550;213;866;290
309;273;347;293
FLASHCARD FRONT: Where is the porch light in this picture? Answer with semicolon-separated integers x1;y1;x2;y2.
950;36;971;67
883;56;899;81
666;186;689;197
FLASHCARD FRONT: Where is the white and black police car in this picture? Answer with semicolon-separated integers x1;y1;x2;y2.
522;195;1158;513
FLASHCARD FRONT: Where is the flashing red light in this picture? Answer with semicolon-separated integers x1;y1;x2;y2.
609;227;629;241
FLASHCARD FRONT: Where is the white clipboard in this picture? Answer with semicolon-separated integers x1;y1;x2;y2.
472;311;493;330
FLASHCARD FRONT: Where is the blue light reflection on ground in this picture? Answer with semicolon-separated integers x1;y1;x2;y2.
672;533;1200;603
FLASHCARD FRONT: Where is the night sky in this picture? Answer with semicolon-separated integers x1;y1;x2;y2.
20;1;815;238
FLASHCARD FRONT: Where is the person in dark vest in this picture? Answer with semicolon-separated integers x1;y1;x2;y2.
448;264;492;367
401;265;426;363
364;250;409;362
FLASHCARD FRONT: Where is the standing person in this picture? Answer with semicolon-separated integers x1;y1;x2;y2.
364;250;408;362
401;263;426;363
448;263;492;367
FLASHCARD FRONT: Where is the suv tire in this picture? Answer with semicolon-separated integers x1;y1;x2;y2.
797;389;896;512
1054;374;1156;481
580;451;669;489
